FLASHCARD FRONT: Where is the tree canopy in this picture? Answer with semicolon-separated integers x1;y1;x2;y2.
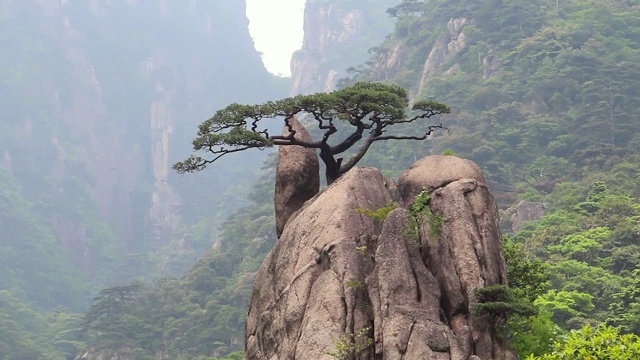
527;325;640;360
174;82;450;184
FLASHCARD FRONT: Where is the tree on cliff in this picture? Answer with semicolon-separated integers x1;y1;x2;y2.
174;82;450;184
386;0;426;18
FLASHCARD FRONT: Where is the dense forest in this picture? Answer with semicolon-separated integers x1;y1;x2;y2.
2;0;640;359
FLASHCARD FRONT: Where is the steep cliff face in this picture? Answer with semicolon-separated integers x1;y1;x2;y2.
290;0;396;95
247;156;513;360
415;17;468;96
354;14;472;99
0;0;284;307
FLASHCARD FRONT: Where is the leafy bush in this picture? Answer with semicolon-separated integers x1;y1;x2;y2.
526;325;640;360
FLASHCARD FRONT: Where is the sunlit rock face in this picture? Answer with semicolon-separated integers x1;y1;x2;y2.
290;0;395;95
246;156;515;360
0;0;279;277
247;167;391;360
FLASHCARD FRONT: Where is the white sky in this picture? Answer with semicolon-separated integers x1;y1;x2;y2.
245;0;306;77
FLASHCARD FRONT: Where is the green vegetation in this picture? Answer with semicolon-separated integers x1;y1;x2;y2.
348;0;640;186
473;285;538;323
344;0;640;358
355;201;398;221
0;291;83;360
513;180;640;332
526;325;640;360
501;236;556;356
327;326;374;360
503;236;550;304
5;0;640;359
355;245;368;255
174;82;449;184
77;169;277;358
471;238;553;354
403;188;444;245
345;280;366;289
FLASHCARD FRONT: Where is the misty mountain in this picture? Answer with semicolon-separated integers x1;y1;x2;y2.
3;0;640;359
0;0;286;311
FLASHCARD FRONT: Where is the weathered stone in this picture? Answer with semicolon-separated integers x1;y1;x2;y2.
247;167;391;359
399;155;509;359
426;178;508;359
274;116;320;237
397;155;485;207
247;156;513;360
383;176;403;204
368;208;463;359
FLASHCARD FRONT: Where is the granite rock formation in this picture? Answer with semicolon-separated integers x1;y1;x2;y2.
274;116;320;237
247;155;514;360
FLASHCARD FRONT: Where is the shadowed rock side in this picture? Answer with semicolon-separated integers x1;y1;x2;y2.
247;156;513;360
274;116;320;237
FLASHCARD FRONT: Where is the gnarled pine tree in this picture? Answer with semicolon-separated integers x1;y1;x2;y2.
174;82;450;184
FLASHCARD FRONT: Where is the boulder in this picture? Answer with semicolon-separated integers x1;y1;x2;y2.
247;167;391;360
247;156;513;360
398;155;509;359
367;208;465;359
426;178;508;359
274;116;320;237
397;154;485;207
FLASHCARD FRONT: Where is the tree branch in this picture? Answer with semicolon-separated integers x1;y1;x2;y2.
282;115;296;139
372;124;447;141
173;144;260;174
271;137;322;148
176;82;450;184
330;126;365;154
338;134;377;175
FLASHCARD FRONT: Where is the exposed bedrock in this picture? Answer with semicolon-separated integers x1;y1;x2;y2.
248;155;514;360
274;116;320;237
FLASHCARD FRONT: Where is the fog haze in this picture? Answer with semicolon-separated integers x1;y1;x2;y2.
246;0;306;76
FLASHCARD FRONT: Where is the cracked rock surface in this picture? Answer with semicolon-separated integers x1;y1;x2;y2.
246;156;514;360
